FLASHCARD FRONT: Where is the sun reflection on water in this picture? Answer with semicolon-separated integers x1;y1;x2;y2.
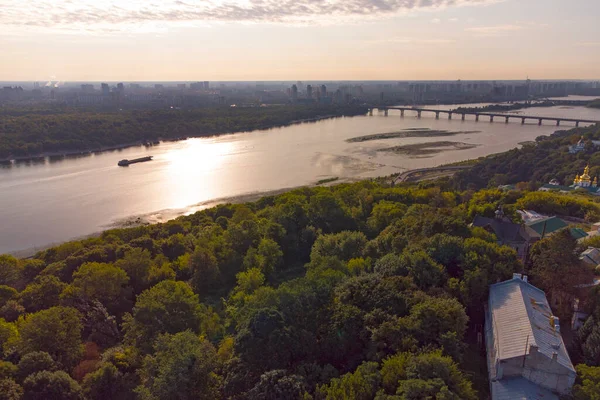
162;138;236;209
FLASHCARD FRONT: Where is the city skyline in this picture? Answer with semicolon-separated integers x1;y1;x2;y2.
1;0;599;81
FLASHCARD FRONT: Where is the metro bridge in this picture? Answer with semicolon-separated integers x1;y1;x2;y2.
368;107;599;127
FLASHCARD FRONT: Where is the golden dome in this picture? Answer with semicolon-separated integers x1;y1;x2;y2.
581;165;591;181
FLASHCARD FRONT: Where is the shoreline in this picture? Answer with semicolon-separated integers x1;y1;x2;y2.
0;112;361;164
6;176;362;258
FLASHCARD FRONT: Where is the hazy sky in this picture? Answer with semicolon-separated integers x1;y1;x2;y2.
1;0;599;81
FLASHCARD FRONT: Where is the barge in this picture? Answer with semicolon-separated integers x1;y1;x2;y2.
118;156;153;167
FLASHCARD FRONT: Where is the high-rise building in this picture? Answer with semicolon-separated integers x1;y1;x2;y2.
291;84;298;103
320;85;327;98
154;84;164;90
81;84;94;93
306;85;313;99
204;81;210;90
117;83;125;93
101;83;110;96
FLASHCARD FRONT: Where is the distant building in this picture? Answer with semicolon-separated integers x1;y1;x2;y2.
204;81;209;90
177;83;186;89
101;83;110;96
569;137;586;154
154;84;164;91
81;84;94;93
117;83;125;93
320;85;326;98
472;209;540;262
485;274;576;400
540;165;600;196
306;84;312;99
291;84;298;103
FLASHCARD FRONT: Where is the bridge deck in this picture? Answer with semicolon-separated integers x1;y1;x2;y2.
377;107;599;124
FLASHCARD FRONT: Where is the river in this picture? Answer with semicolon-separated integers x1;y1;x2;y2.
1;104;599;255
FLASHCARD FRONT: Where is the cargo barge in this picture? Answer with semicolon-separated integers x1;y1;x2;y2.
118;156;153;167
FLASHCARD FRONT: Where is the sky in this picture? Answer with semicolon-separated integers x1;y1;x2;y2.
1;0;599;81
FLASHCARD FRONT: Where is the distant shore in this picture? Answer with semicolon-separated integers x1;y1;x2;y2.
0;108;365;163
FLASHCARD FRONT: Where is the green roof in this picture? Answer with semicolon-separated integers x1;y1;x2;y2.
526;217;568;236
570;228;589;240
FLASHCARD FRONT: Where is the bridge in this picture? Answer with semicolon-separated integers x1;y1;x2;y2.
368;107;599;127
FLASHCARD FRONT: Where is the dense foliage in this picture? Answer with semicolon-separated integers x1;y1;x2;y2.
452;124;600;189
0;105;366;158
2;123;600;398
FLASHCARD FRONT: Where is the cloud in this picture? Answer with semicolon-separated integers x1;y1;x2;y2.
577;42;600;47
0;0;504;33
431;18;441;23
367;37;456;45
465;24;523;36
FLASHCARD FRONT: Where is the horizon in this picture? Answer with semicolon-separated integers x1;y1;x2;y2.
2;0;600;81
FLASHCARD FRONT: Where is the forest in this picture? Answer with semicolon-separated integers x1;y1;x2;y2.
451;124;600;190
0;105;366;159
1;122;600;399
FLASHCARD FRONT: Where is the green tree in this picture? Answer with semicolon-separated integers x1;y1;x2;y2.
0;286;17;308
530;230;594;314
247;370;308;400
573;364;600;400
16;352;57;382
82;362;130;400
0;378;23;400
189;246;220;294
22;371;83;400
0;361;17;380
123;281;211;351
0;256;20;288
17;307;83;369
367;201;406;235
64;263;130;314
116;248;152;293
0;318;18;357
317;361;381;400
136;331;221;400
19;276;66;313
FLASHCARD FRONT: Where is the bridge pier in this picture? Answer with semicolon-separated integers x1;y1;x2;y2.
538;119;543;126
400;110;404;117
521;118;526;125
435;112;439;119
448;112;452;120
475;115;479;122
505;116;509;124
384;109;388;117
490;116;494;122
576;121;580;127
369;109;373;116
556;120;561;126
461;114;465;121
417;111;421;119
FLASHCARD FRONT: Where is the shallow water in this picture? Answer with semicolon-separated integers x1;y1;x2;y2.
1;105;599;254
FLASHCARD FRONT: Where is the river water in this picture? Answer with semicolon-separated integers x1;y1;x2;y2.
1;104;599;254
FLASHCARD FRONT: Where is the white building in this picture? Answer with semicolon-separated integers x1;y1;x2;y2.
485;274;576;400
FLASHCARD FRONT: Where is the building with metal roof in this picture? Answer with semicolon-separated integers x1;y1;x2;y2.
472;214;540;262
485;274;576;400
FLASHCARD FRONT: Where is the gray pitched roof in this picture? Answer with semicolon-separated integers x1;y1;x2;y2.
488;279;575;373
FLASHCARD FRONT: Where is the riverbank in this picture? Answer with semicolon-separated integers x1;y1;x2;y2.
0;105;367;162
8;175;363;258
